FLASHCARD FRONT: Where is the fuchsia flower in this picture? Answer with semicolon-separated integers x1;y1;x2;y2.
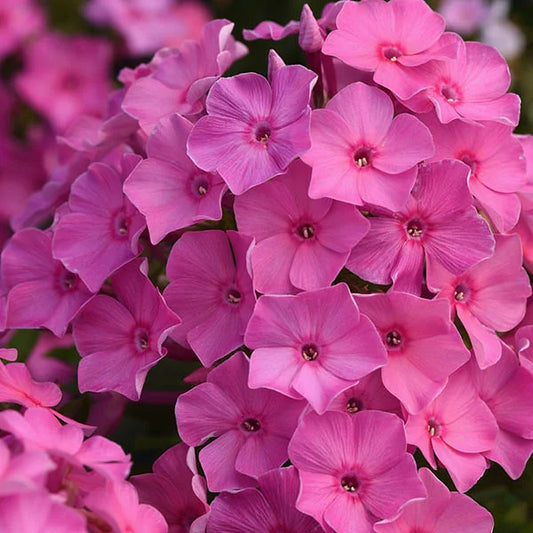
288;410;425;533
354;292;469;414
84;480;168;533
301;82;434;211
131;444;209;533
347;160;494;294
403;39;520;126
175;352;305;492
53;157;146;293
245;283;387;413
164;230;255;367
439;0;490;34
84;0;211;56
405;365;498;492
124;114;226;244
374;467;494;533
207;466;323;533
323;0;458;100
0;0;45;60
187;61;317;194
424;113;527;232
2;228;94;337
122;19;247;135
429;234;531;368
0;492;87;533
73;260;181;400
469;342;533;478
15;33;113;132
234;159;369;294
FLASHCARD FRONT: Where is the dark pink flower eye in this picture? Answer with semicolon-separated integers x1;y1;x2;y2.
385;330;402;347
241;418;261;432
301;343;319;361
340;474;359;493
345;398;362;414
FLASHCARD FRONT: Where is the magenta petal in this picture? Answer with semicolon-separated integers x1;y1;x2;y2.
199;431;255;492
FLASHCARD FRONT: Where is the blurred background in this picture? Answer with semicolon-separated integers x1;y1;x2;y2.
2;0;533;530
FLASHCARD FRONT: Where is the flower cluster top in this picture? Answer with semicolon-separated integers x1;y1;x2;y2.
1;0;533;531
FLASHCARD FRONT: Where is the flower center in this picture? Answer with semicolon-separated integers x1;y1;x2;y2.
59;270;78;292
301;343;319;361
427;417;442;438
297;223;315;239
382;46;402;62
113;211;129;238
191;174;210;197
459;153;478;175
226;288;241;304
454;283;468;302
385;330;402;347
254;122;271;144
406;219;423;238
440;84;459;103
340;475;359;492
346;397;362;414
133;327;150;352
241;418;261;432
353;147;372;168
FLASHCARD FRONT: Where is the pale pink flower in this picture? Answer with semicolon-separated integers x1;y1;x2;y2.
429;234;531;368
301;82;434;211
245;283;387;413
234;159;369;294
289;410;425;533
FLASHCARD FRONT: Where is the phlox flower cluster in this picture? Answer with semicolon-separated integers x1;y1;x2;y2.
1;0;533;531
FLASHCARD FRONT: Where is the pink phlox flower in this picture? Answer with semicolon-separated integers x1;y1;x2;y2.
14;32;113;132
0;407;131;489
0;439;56;495
10;151;91;233
424;113;526;232
164;230;255;367
53;157;146;293
323;0;459;101
347;160;494;294
207;466;323;533
326;369;402;418
402;38;520;126
0;360;62;409
84;0;211;56
439;0;490;34
245;283;387;414
131;443;209;533
301;82;434;211
122;19;248;135
0;492;88;533
58;93;140;159
354;292;470;414
511;134;533;269
288;410;425;533
124;113;227;244
468;342;533;479
1;228;95;337
84;479;168;533
405;365;498;492
428;234;531;368
73;259;181;401
25;332;76;386
374;467;494;532
0;0;45;61
187;59;317;195
175;352;305;492
234;159;369;294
